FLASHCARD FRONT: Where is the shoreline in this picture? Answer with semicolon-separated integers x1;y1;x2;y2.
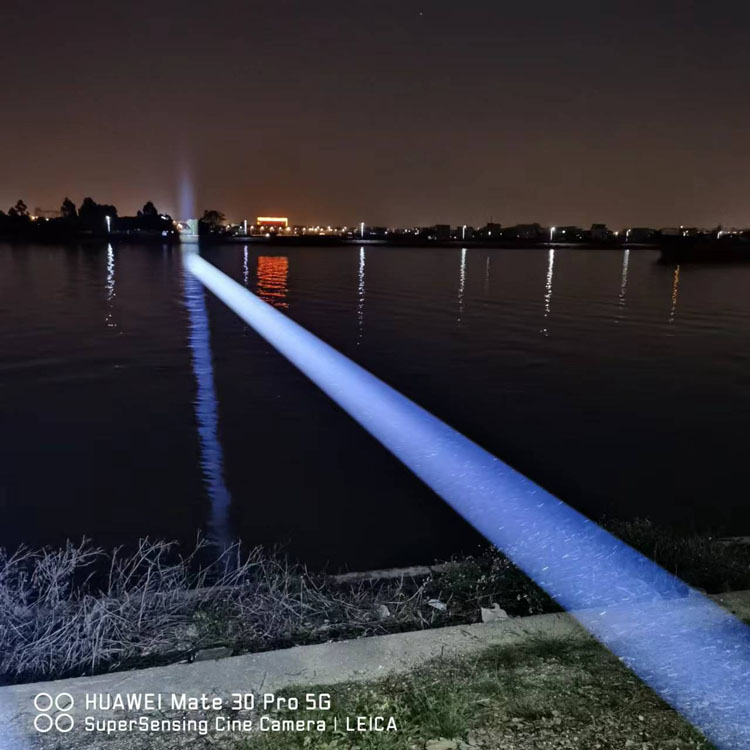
5;234;749;262
0;234;656;250
2;520;750;688
6;590;748;749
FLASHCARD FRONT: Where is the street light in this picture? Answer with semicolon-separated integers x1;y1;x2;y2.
360;221;365;239
462;224;467;240
550;226;556;243
105;215;111;234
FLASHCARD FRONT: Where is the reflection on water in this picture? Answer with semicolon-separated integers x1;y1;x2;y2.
358;247;365;344
619;249;630;307
257;256;288;308
484;256;490;295
669;265;680;324
183;266;232;548
458;247;467;323
242;245;249;287
542;248;555;334
105;243;116;329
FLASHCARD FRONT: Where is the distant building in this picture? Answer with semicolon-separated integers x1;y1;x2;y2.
177;219;199;243
625;228;657;242
434;224;451;240
478;222;502;238
509;223;543;240
590;224;612;241
557;226;585;241
256;216;289;234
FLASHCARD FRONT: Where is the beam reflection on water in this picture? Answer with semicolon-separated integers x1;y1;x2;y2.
243;245;249;287
183;266;232;549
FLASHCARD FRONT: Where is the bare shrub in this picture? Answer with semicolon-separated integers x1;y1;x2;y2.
0;538;440;684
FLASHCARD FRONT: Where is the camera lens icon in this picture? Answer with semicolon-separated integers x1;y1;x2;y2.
33;693;74;733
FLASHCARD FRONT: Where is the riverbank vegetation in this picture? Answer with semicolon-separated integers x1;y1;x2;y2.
2;521;749;685
0;197;176;240
237;637;713;750
38;637;714;750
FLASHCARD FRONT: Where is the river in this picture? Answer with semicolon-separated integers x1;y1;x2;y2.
1;242;748;569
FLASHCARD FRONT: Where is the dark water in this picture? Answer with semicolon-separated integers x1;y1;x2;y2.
1;242;749;569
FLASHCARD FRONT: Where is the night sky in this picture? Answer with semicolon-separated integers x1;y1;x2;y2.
2;0;749;228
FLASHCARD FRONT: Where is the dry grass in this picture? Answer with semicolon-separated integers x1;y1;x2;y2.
0;538;443;685
2;520;749;685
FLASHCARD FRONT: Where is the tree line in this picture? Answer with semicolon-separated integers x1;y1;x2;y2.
0;198;230;239
0;197;175;238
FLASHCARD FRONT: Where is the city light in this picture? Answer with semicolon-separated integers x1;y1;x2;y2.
183;247;750;749
105;215;111;233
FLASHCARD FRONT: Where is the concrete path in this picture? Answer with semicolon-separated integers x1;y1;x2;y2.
0;590;748;749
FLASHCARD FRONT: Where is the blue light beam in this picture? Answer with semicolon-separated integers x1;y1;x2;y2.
184;248;750;749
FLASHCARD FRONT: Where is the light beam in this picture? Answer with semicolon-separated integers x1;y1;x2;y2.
184;248;750;749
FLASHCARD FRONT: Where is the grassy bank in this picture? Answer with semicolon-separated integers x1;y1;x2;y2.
36;636;714;750
3;521;750;685
238;637;713;750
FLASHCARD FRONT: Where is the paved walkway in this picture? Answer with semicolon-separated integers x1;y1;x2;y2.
1;590;748;749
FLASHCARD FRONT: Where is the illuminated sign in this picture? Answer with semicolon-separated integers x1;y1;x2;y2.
256;216;288;227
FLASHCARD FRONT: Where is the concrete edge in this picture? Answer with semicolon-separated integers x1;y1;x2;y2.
1;590;749;747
